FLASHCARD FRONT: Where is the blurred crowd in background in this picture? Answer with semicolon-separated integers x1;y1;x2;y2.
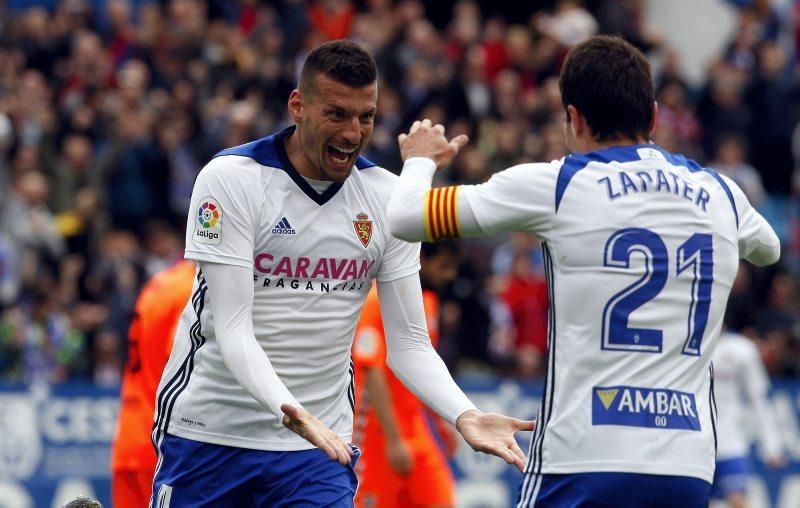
1;0;800;386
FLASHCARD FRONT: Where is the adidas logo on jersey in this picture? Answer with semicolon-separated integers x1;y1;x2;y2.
272;217;296;235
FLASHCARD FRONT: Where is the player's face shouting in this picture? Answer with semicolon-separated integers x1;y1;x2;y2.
293;73;378;182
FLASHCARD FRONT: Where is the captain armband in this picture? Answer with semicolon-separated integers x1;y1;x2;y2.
424;186;462;242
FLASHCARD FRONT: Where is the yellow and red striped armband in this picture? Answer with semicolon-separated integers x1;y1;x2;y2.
424;186;462;241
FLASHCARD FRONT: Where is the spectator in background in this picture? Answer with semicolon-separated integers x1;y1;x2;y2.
654;80;701;159
141;221;183;279
710;133;766;208
534;0;597;48
0;0;798;386
55;187;104;258
93;327;123;387
746;41;797;195
5;171;65;266
486;119;524;172
489;233;548;378
364;84;404;170
82;230;142;339
723;7;762;74
307;0;356;41
44;134;97;214
0;291;86;384
756;272;800;377
697;65;751;158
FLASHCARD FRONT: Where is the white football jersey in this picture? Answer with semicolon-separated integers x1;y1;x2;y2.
153;126;420;451
454;144;777;493
712;331;782;460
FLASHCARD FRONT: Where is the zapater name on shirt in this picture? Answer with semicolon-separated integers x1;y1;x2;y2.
252;252;376;293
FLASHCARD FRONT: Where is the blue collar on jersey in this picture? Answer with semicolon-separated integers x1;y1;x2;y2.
554;143;739;228
213;125;377;206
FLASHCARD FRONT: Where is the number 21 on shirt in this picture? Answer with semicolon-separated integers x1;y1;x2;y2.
601;227;713;356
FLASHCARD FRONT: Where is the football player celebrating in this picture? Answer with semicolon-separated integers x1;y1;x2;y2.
387;35;780;507
151;40;533;507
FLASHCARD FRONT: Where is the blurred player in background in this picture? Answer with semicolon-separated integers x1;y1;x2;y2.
354;241;460;508
151;40;532;507
710;321;785;508
387;35;780;507
110;260;194;508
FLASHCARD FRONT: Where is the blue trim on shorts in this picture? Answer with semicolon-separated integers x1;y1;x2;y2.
517;472;710;508
151;433;360;507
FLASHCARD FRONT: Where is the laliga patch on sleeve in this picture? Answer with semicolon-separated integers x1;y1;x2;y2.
194;197;223;245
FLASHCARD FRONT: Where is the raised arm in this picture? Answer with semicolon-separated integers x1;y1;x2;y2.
387;120;556;243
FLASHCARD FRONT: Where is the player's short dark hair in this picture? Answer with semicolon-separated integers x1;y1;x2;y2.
559;35;654;142
299;40;377;96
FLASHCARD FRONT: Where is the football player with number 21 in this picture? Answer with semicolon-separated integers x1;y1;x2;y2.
387;35;780;507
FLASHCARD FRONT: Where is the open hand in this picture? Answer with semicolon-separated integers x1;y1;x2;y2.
281;403;353;465
386;439;414;476
398;118;469;170
456;410;535;472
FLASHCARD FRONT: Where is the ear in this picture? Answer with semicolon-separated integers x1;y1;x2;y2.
649;101;658;137
566;104;583;137
287;89;303;123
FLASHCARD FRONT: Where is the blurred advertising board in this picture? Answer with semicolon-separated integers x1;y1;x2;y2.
1;379;799;507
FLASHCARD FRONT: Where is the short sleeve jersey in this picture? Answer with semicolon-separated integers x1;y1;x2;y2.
153;126;420;451
458;144;774;488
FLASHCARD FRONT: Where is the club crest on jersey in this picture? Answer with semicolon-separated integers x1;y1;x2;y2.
194;197;222;245
592;385;700;431
353;212;372;248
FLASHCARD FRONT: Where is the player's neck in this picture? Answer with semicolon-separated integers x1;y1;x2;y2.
573;135;651;154
284;129;326;181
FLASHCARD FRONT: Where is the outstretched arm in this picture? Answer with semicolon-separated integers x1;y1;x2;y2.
386;119;474;242
201;261;353;465
377;273;534;471
387;120;556;243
